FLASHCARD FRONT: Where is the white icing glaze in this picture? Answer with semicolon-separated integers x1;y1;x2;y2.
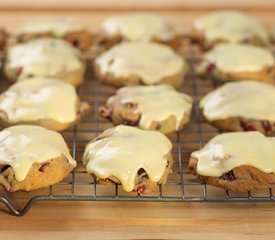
16;16;84;37
204;43;274;72
83;125;172;192
191;131;275;177
0;77;77;123
6;38;83;81
194;11;269;44
0;125;76;181
102;12;176;41
107;84;193;130
200;81;275;121
96;42;185;85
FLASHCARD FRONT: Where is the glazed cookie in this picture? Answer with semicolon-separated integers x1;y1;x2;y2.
197;43;275;83
99;12;181;49
4;38;86;86
191;11;269;49
0;125;76;192
83;125;173;194
99;84;193;134
200;81;275;135
189;131;275;192
95;42;187;87
0;77;91;131
14;16;92;50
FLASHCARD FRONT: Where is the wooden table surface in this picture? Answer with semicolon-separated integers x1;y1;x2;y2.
1;2;275;239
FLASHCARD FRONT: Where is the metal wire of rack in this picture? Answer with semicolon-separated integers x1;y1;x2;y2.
1;44;275;217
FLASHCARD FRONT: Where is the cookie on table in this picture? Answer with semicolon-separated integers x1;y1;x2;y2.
197;43;275;84
200;81;275;135
189;131;275;192
0;77;91;131
0;125;76;192
99;12;181;49
191;11;270;49
14;16;92;50
99;84;193;135
95;42;187;88
4;38;86;86
83;125;173;194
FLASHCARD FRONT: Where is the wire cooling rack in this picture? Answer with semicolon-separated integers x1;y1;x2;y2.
1;43;275;217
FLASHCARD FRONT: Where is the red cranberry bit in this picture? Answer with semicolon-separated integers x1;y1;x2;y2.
99;106;113;119
70;39;79;47
261;120;272;133
221;170;236;181
39;162;50;172
240;120;257;131
136;184;146;194
206;63;216;74
16;66;23;75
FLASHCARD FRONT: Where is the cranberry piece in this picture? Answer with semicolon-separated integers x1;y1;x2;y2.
136;184;146;194
39;162;50;172
221;170;236;181
16;66;23;75
261;120;272;133
70;39;79;47
99;106;113;119
240;120;257;131
206;63;216;74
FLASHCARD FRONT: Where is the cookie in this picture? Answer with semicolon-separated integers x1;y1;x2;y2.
14;16;92;50
83;125;173;194
200;81;275;135
4;38;86;86
99;12;181;49
95;42;187;87
0;77;91;131
197;43;275;83
189;131;275;192
191;11;269;49
99;84;193;134
0;125;76;192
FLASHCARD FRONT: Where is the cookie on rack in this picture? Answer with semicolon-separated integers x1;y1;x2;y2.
4;38;86;86
95;42;187;87
99;84;193;135
189;131;275;192
0;125;77;192
14;16;92;50
197;43;275;83
191;11;270;49
83;125;173;194
0;77;91;131
98;12;182;49
200;81;275;135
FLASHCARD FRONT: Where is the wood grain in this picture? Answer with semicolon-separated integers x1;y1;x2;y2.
1;7;275;240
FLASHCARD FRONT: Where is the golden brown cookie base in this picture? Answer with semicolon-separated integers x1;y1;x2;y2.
189;27;269;50
15;29;92;50
4;62;86;87
85;127;173;194
0;101;91;132
197;60;275;84
201;110;275;135
94;62;185;88
99;102;191;135
188;157;275;192
94;32;183;51
0;156;73;192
